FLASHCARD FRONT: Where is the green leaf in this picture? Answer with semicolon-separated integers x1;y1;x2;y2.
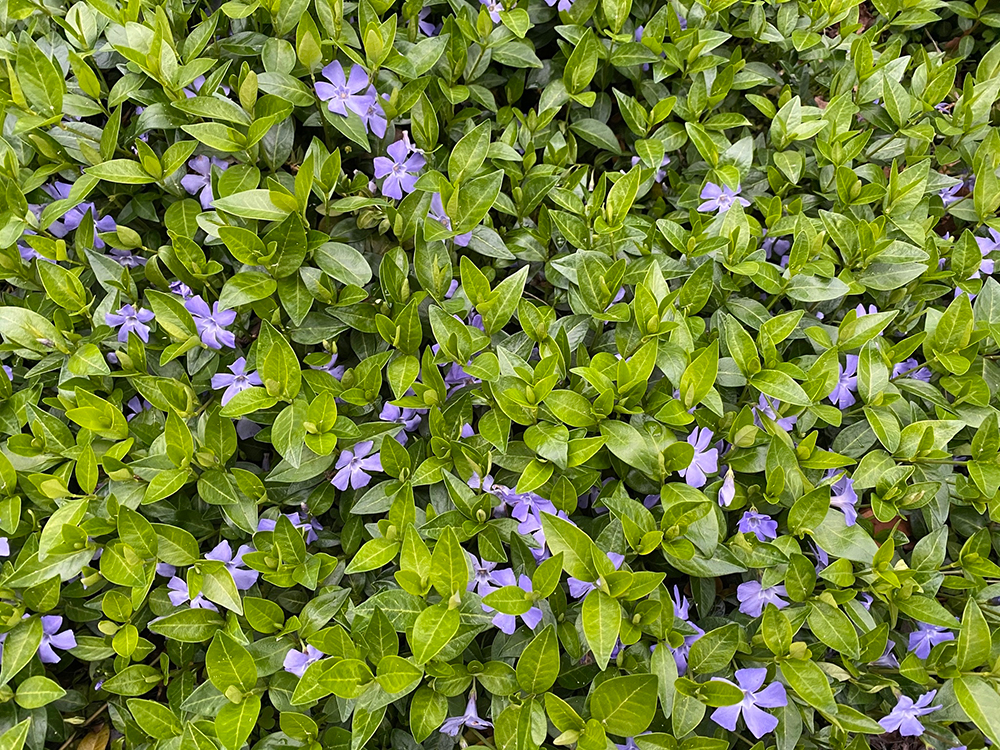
14;676;65;709
207;632;257;693
516;625;559;694
582;590;621;671
590;674;658;736
409;603;460;664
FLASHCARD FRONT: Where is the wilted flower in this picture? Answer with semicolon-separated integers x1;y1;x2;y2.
718;469;736;507
736;581;788;617
698;183;750;213
710;668;787;739
332;441;383;490
211;358;262;405
283;644;324;677
879;690;941;736
106;305;154;343
907;622;954;659
374;140;425;200
186;296;237;349
679;427;718;488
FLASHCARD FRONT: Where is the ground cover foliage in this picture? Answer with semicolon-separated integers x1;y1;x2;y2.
1;0;1000;749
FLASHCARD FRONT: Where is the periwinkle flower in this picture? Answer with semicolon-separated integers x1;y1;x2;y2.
283;644;324;677
698;183;750;213
631;153;670;183
34;182;117;248
510;493;556;524
543;0;573;11
738;510;777;541
332;441;383;490
468;556;498;597
568;552;624;598
37;616;77;664
718;470;736;507
679;427;718;488
939;182;964;206
110;248;146;268
878;691;941;736
440;692;492;736
186;296;237;349
380;403;422;443
736;581;788;618
873;639;899;668
205;541;259;590
170;280;194;299
763;232;791;263
488;569;542;633
670;587;704;675
257;513;322;543
167;577;218;611
907;622;954;659
976;228;1000;256
825;470;858;526
126;396;152;420
106;305;154;343
311;353;345;379
710;668;787;739
315;62;386;137
828;354;858;409
180;156;228;209
855;303;878;317
417;7;439;35
211;358;262;406
429;193;471;246
479;0;503;22
892;358;932;382
374;140;425;200
752;395;797;431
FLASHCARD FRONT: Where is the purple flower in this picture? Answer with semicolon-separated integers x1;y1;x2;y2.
110;248;146;267
568;552;625;598
825;470;858;526
468;556;498;597
417;7;439;35
374;140;425;200
828;355;858;409
311;353;345;379
380;403;422;443
170;280;194;299
126;396;152;420
976;228;1000;257
738;510;777;541
855;303;877;317
257;512;322;543
440;692;492;736
670;587;704;675
183;75;230;98
186;296;237;349
543;0;573;10
156;562;176;577
180;156;228;210
332;441;383;490
907;622;954;659
106;305;154;343
718;470;736;507
698;183;750;213
283;644;324;677
37;616;77;664
469;474;519;513
35;182;117;248
892;358;931;382
510;493;557;524
939;182;964;206
479;0;503;22
205;541;259;590
0;537;9;557
752;395;797;431
488;569;542;634
429;193;472;246
631;153;671;183
879;691;941;736
444;362;480;391
211;358;262;405
679;427;718;488
315;62;370;117
873;639;899;668
763;232;791;263
736;581;788;618
710;669;787;739
167;576;218;611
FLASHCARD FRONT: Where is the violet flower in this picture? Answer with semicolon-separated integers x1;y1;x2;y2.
568;552;624;598
311;353;345;379
110;248;146;268
417;7;439;35
181;156;228;210
679;427;718;488
873;639;899;668
283;644;324;677
35;182;117;248
825;470;858;526
763;232;791;263
855;303;877;317
429;193;472;246
440;692;492;736
380;403;422;443
973;229;999;278
205;541;259;590
170;280;194;299
631;153;670;183
468;556;498;597
892;358;932;381
315;62;386;137
479;0;503;22
106;305;154;343
510;493;557;524
373;140;425;200
543;0;573;11
488;569;542;634
738;510;777;541
211;358;262;406
828;355;858;409
718;470;736;507
126;396;152;420
167;577;218;611
752;395;797;431
185;296;237;349
257;513;322;543
710;668;787;739
879;691;941;736
939;182;964;206
332;441;383;490
35;616;77;664
907;622;954;659
736;581;788;617
670;587;704;675
698;183;750;213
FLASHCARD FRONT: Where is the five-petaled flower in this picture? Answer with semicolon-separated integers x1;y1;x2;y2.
373;140;425;200
181;156;228;209
205;540;259;590
211;357;263;405
680;427;718;488
698;183;750;213
738;510;777;541
332;441;383;490
907;622;954;659
106;304;154;343
315;62;387;138
736;581;788;617
879;690;941;736
283;644;324;677
186;296;237;349
37;616;78;664
710;668;787;739
828;354;858;409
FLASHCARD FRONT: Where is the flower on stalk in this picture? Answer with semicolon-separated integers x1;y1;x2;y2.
907;622;954;659
205;540;259;590
670;586;704;675
440;691;493;736
698;183;750;213
737;510;777;541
